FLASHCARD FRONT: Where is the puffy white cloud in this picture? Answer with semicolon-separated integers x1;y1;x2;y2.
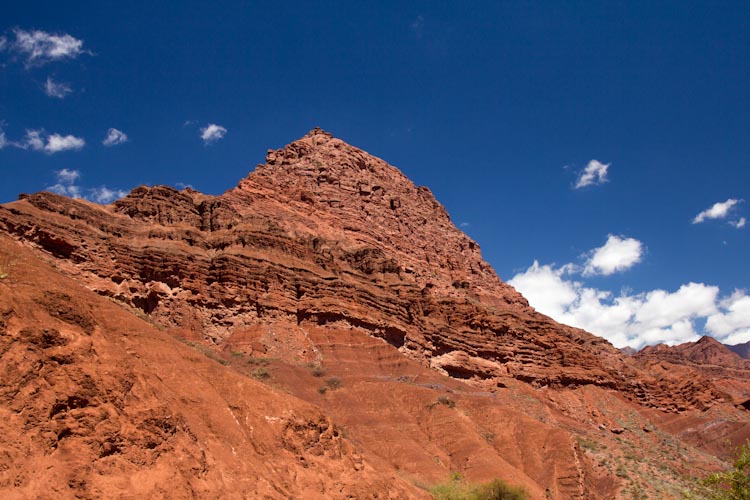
633;284;718;329
200;123;227;144
706;291;750;345
45;133;85;153
45;169;128;204
583;235;643;276
102;128;128;146
20;129;85;154
574;159;609;189
693;198;741;224
10;29;86;66
44;76;72;98
506;236;744;349
510;259;721;349
508;261;579;318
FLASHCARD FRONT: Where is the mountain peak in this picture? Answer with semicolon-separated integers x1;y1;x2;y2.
232;131;526;308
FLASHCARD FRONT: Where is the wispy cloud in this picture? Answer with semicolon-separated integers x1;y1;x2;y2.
45;169;128;204
574;159;609;189
410;15;425;39
46;168;82;198
730;217;747;229
21;130;85;153
693;198;742;224
0;127;7;149
200;123;227;144
8;29;88;66
88;186;129;203
102;128;128;147
583;234;644;276
44;76;72;98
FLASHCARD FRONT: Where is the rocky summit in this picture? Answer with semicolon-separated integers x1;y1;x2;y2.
1;129;750;499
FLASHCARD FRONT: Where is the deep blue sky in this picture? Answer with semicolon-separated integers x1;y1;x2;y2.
2;1;749;347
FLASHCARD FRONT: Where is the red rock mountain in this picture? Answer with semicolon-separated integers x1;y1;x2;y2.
726;339;750;359
1;129;749;499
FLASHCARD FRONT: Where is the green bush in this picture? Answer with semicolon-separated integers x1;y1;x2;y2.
431;473;528;500
685;441;750;500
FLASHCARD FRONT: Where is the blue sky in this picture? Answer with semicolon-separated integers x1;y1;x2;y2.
2;1;749;348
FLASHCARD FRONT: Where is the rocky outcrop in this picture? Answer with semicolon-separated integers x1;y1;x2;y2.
635;336;750;405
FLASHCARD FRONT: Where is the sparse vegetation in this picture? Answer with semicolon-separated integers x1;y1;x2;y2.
246;356;271;366
310;364;326;377
325;376;342;390
577;436;600;452
0;251;17;280
428;395;456;410
684;441;750;500
431;473;528;500
251;367;270;380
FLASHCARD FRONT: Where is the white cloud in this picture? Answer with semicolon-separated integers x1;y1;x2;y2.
574;159;609;189
45;169;128;204
583;235;644;276
56;168;80;184
730;217;746;229
0;36;7;52
200;123;227;144
45;133;85;153
46;168;83;198
0;128;6;149
505;236;749;349
509;260;723;349
88;186;129;204
10;29;86;66
102;128;128;146
693;198;741;224
23;129;45;150
706;291;750;345
19;129;85;154
44;76;72;98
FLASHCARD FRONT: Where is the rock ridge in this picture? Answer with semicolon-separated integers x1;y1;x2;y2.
0;129;731;412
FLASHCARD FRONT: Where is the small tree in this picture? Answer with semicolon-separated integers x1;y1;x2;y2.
688;441;750;500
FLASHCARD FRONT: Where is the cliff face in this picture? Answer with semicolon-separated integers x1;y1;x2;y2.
2;129;749;499
0;129;728;411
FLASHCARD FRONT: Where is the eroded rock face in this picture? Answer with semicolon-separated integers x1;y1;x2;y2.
0;236;422;500
0;129;729;412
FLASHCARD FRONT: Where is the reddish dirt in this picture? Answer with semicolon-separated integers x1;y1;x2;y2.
1;129;749;499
